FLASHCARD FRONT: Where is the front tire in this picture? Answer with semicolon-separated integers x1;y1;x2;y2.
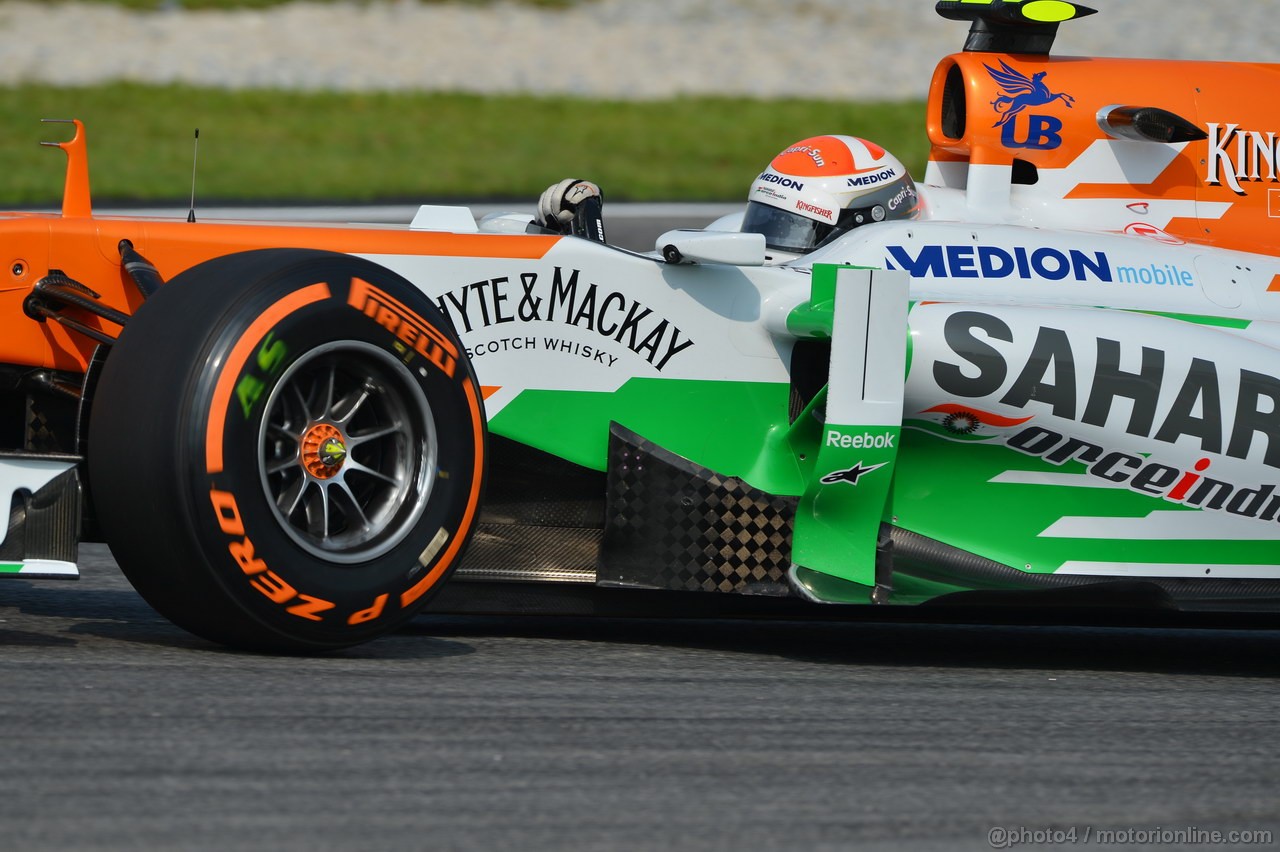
89;249;485;651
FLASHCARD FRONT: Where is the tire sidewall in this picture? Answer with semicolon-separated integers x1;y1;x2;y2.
177;254;483;646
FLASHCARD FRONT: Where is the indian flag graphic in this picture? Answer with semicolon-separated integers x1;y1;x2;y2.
905;403;1033;442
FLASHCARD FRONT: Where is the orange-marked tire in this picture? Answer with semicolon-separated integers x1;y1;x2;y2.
88;249;485;651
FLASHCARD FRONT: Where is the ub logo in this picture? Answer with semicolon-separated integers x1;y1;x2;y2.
984;60;1075;150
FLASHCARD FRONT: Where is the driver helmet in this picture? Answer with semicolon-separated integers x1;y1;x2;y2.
742;135;919;255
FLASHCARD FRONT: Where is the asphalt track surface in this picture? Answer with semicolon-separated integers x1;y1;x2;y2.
3;210;1280;851
4;547;1280;852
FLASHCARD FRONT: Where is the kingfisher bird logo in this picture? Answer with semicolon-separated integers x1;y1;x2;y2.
984;60;1074;150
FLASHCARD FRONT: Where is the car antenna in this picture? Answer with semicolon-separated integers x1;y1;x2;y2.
187;128;199;223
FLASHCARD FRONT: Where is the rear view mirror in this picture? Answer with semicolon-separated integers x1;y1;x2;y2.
656;229;766;267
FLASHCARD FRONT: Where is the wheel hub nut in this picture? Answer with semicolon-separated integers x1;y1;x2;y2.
302;424;347;479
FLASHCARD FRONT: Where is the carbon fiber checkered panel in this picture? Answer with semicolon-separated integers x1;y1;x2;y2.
599;424;796;596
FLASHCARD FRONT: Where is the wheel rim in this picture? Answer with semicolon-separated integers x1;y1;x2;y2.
258;341;438;563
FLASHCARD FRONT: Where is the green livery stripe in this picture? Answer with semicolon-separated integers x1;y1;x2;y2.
0;560;78;578
893;431;1278;575
1037;539;1280;566
787;264;899;340
904;302;915;379
1127;310;1252;329
490;378;803;493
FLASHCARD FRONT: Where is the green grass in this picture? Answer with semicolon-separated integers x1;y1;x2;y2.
0;85;926;205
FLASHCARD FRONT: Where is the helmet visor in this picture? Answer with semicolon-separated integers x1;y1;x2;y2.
741;201;834;253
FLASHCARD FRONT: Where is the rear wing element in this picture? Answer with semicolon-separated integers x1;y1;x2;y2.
935;0;1096;55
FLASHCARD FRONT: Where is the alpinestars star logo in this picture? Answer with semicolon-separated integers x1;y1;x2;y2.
820;460;887;486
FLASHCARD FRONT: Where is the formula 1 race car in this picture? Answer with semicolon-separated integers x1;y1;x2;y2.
2;0;1278;650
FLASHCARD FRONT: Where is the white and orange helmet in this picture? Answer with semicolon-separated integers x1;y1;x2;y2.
742;135;919;254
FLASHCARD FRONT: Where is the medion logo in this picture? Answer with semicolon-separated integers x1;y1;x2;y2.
758;172;804;191
885;245;1195;286
1205;123;1280;196
888;245;1109;281
847;168;898;188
